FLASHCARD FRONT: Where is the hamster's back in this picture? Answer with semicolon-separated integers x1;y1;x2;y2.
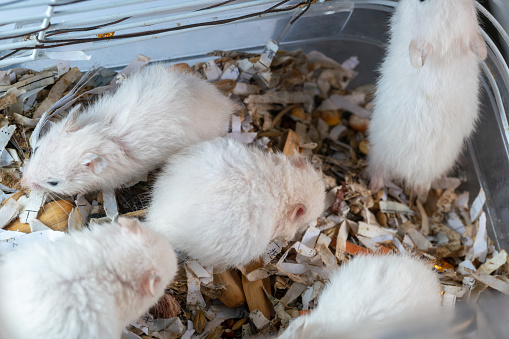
0;236;117;339
147;138;280;268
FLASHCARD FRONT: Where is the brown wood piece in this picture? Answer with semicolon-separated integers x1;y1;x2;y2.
241;257;272;319
213;269;246;308
281;129;300;157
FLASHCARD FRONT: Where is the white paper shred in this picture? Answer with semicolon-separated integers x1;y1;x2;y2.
249;310;270;330
280;282;307;305
341;56;360;70
46;50;91;61
110;54;151;89
67;208;82;233
406;228;432;251
238;40;278;83
318;94;371;118
473;212;488;263
76;195;91;223
185;263;206;309
186;261;212;280
263;239;284;265
442;285;467;298
357;222;397;238
446;212;466;234
102;189;118;219
203;60;222;82
0;229;65;254
29;219;51;232
0;198;20;228
379;200;415;215
220;64;240;81
181;320;195;339
301;281;324;310
307;50;343;69
392;236;406;254
0;124;16;156
277;242;317;268
149;317;185;336
470;188;486;222
458;260;477;275
56;60;71;77
18;191;45;224
441;292;456;312
479;250;508;275
473;272;509;295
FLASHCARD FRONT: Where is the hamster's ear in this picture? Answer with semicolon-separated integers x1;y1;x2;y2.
64;104;82;133
290;204;307;221
290;153;308;169
142;270;162;297
117;217;143;234
82;153;107;174
409;39;431;68
471;31;487;60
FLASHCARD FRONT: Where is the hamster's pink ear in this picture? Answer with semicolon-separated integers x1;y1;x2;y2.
471;31;487;60
290;153;308;169
142;270;162;297
409;39;431;68
117;217;143;234
64;104;82;133
82;153;107;174
290;203;307;221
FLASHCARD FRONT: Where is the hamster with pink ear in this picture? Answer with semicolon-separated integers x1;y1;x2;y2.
21;64;235;196
367;0;487;194
278;255;444;339
146;137;325;269
0;217;177;339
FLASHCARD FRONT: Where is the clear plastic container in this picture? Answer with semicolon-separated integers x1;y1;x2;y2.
3;0;509;250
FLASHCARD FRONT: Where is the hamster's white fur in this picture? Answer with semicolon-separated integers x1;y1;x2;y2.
278;255;443;339
367;0;487;193
0;217;177;339
21;64;235;195
146;138;325;269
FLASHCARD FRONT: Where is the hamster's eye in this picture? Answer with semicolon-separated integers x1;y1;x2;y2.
33;147;39;154
419;0;426;2
47;181;59;187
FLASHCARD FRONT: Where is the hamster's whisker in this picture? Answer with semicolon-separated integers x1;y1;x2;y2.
51;199;71;217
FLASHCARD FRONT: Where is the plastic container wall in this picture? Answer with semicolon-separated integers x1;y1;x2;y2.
3;0;509;250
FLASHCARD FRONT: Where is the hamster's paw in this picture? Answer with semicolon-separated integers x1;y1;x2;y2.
369;171;384;194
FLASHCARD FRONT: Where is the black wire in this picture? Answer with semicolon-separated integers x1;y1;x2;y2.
290;0;312;24
45;17;130;36
50;0;89;7
0;50;19;60
0;0;312;62
196;0;237;11
0;22;50;41
35;0;295;44
0;0;28;7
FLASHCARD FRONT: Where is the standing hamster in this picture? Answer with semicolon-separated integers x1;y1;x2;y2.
21;64;235;196
0;217;177;339
278;255;443;339
146;137;325;269
367;0;487;194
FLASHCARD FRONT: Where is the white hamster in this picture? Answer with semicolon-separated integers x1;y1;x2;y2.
146;137;325;269
0;217;177;339
278;255;443;339
21;64;235;196
367;0;487;194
